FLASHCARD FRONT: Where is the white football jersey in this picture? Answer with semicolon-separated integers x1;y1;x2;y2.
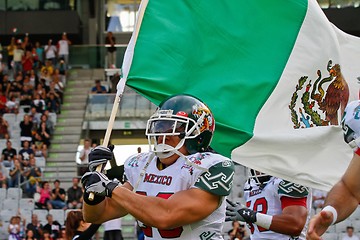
124;152;234;240
244;177;312;240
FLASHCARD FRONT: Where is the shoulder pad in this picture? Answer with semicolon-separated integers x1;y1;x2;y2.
195;159;234;196
278;180;309;198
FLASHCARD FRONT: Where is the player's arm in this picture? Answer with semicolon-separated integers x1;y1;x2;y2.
323;152;360;222
83;181;132;222
270;197;308;236
307;152;360;240
104;186;221;229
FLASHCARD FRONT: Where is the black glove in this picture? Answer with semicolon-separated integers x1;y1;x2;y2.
226;199;257;223
81;171;120;205
88;145;114;172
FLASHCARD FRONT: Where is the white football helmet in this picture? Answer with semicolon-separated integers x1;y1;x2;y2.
341;100;360;149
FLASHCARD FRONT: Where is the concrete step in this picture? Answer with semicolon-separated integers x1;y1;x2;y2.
46;161;77;167
53;126;82;135
59;109;85;118
64;94;88;101
61;103;87;111
49;143;79;153
52;134;80;142
55;118;83;126
48;152;77;162
43;171;77;179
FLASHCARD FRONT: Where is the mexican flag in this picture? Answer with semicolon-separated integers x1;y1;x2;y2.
118;0;360;191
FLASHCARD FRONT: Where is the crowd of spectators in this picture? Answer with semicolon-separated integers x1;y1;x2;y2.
0;32;68;194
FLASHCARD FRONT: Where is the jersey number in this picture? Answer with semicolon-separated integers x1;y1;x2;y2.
246;197;269;234
136;191;183;238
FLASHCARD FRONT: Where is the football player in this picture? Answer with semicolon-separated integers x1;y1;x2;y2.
226;169;311;239
81;94;235;239
307;100;360;240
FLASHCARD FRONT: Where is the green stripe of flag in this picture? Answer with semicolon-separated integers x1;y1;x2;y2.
126;0;307;157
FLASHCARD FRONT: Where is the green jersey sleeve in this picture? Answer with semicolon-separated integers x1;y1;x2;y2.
194;159;234;196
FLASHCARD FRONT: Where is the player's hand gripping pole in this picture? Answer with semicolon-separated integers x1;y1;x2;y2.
88;94;121;201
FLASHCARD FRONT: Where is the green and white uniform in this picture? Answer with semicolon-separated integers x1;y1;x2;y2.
124;151;234;240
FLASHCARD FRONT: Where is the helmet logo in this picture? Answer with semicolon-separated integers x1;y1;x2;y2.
192;104;214;132
176;111;188;117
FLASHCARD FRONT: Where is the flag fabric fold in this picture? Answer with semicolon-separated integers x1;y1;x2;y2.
119;0;360;191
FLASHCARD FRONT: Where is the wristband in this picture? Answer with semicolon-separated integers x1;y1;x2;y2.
322;205;338;225
255;213;273;229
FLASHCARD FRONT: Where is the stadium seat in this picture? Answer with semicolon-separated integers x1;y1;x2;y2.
49;209;65;225
32;209;49;225
7;187;22;200
0;188;6;203
19;209;32;224
19;198;35;211
3;113;16;125
0;209;17;222
35;156;46;168
48;112;57;126
3;198;19;211
0;225;9;239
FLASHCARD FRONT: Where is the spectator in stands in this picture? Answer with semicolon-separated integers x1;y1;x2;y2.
43;110;55;126
29;70;38;89
67;177;83;209
91;79;107;93
42;230;52;240
8;215;21;240
31;142;48;159
49;179;66;210
1;140;17;168
25;229;35;240
44;39;57;66
35;181;51;209
13;40;24;74
2;74;12;98
52;72;64;103
105;31;117;68
6;96;19;114
32;93;46;113
19;140;35;162
23;75;33;90
22;50;34;75
26;214;43;239
36;122;51;147
40;60;54;86
343;226;360;240
35;41;44;67
20;114;34;145
7;37;16;71
34;82;47;100
78;139;92;176
0;115;9;138
0;89;7;114
43;214;62;239
23;156;41;198
57;32;71;67
19;84;33;106
57;58;67;86
28;107;41;127
0;168;7;188
65;210;101;240
8;74;22;99
103;218;123;240
227;221;248;240
8;158;24;188
313;189;327;210
46;92;61;114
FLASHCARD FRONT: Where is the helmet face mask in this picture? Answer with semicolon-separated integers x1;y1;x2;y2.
145;95;215;158
249;169;272;187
